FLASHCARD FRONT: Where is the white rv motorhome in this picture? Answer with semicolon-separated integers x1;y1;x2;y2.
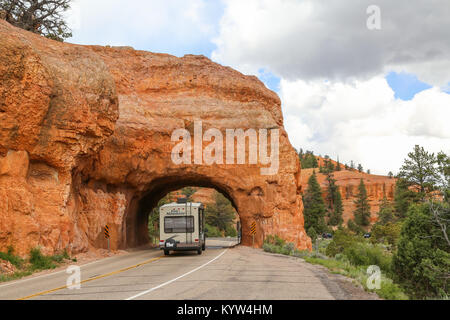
159;198;206;255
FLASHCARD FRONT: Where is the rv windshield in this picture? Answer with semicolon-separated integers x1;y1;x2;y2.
164;216;194;233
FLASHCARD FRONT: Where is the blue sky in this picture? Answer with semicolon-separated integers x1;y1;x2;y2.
385;72;433;101
67;0;450;174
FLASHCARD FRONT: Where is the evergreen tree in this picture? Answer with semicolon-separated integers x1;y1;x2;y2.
394;178;421;219
329;189;344;226
181;186;197;201
357;164;363;173
398;145;439;199
345;163;349;170
392;203;450;298
325;172;337;210
205;191;236;232
303;171;327;233
299;150;319;169
311;155;318;168
367;169;371;174
388;171;394;179
437;151;450;203
354;179;371;226
377;195;395;225
307;226;318;241
347;218;365;235
350;160;355;170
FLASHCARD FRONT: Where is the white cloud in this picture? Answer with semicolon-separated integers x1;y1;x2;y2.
66;0;222;55
281;76;450;175
212;0;450;87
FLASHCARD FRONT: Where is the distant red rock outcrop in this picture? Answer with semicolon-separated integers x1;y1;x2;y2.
301;166;397;225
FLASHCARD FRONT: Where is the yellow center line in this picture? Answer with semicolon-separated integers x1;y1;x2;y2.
18;255;165;300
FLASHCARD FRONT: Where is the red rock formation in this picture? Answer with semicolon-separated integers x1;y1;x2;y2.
0;20;311;256
301;167;397;226
191;188;216;206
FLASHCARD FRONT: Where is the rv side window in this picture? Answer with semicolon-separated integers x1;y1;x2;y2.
164;216;194;233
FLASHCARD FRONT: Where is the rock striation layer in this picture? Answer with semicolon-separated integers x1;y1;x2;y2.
0;21;311;255
301;168;397;225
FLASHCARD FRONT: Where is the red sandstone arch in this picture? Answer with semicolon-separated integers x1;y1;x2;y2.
0;20;311;256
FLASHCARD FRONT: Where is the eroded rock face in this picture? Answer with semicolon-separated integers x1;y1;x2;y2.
301;168;397;225
0;20;119;255
0;20;311;256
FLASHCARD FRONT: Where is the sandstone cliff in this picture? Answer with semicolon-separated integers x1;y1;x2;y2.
0;20;311;255
301;167;396;225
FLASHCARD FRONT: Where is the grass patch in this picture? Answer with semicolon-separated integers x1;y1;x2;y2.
0;246;25;268
262;234;409;300
303;256;408;300
0;247;73;283
29;248;57;271
0;270;32;283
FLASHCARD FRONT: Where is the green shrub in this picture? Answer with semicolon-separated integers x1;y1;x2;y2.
205;224;222;237
281;243;295;255
265;235;286;247
307;227;318;241
0;246;24;268
51;250;70;263
225;225;237;237
293;250;311;258
325;228;363;257
343;242;392;273
370;222;402;249
392;204;450;299
29;248;57;271
375;278;409;300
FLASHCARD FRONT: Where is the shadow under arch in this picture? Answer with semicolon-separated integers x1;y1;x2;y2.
126;173;240;248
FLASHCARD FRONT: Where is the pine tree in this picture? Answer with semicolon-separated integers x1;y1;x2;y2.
354;179;371;226
336;158;341;171
329;189;344;226
205;191;236;232
358;164;363;173
398;145;439;199
303;171;327;233
377;195;395;225
325;172;337;210
388;171;394;179
311;155;318;168
394;178;421;219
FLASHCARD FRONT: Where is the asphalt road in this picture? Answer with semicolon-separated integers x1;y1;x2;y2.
0;240;378;300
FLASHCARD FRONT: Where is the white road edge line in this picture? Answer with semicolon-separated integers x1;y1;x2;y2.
125;249;228;300
0;250;156;289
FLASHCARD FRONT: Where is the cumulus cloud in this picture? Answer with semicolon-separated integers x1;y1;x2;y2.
64;0;449;175
212;0;450;87
67;0;223;56
281;77;450;174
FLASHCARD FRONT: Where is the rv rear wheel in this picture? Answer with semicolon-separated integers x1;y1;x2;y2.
164;250;170;256
197;248;202;255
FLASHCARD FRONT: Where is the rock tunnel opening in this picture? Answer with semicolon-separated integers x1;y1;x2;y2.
126;174;242;249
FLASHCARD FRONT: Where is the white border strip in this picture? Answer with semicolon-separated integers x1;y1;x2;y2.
125;249;228;300
0;250;154;289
